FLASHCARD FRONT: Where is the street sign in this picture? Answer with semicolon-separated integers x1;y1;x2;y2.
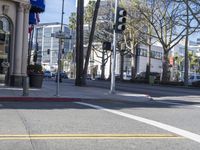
51;32;72;39
1;61;10;68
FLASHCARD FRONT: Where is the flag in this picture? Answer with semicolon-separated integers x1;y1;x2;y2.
36;13;40;24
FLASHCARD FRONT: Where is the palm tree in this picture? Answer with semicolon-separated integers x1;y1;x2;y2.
69;12;76;31
82;0;101;85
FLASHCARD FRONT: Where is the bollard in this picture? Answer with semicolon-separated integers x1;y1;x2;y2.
22;76;29;96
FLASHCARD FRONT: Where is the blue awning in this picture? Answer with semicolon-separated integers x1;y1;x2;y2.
30;0;45;13
29;12;36;25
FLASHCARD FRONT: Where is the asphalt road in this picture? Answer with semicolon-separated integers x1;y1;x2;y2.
0;98;200;150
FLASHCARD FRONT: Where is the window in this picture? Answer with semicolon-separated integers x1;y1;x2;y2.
190;76;194;80
151;51;162;60
137;48;147;57
197;76;200;79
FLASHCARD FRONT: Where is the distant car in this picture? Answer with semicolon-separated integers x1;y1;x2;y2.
192;80;200;87
136;72;160;80
189;74;200;85
60;72;68;79
123;74;132;80
86;74;92;80
135;72;146;79
44;71;52;78
52;72;56;77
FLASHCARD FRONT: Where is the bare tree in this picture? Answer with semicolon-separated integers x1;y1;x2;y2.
136;0;199;82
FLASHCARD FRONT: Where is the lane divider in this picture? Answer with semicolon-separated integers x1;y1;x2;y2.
0;134;183;140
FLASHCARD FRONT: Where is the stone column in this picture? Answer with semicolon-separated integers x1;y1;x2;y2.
21;4;31;76
11;3;24;86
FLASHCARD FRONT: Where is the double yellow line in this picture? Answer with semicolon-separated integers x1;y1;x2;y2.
0;134;184;140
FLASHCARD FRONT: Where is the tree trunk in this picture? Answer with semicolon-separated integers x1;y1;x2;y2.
131;43;137;80
108;55;112;80
101;49;105;79
75;0;84;86
120;51;124;81
146;28;152;81
82;0;101;85
162;51;170;82
184;0;189;86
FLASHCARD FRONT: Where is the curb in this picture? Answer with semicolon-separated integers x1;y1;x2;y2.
0;97;82;102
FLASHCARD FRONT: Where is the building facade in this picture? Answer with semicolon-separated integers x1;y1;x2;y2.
34;23;73;72
0;0;30;86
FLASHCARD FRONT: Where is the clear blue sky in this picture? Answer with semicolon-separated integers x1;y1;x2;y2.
40;0;76;24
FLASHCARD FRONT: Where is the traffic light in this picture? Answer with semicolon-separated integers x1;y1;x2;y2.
62;49;65;54
47;49;50;54
103;42;112;50
115;7;127;33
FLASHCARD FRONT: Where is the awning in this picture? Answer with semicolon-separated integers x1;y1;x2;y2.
30;0;45;13
29;12;36;25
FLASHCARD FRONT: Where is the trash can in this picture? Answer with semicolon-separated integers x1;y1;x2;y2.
149;75;154;85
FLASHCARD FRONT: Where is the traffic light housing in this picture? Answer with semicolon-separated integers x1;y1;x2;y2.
115;7;127;33
62;49;65;54
47;49;50;54
103;42;112;50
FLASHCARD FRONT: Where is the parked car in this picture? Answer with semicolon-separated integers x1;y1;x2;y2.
44;71;52;78
86;74;92;80
192;80;200;87
60;72;68;79
188;74;200;85
136;72;160;80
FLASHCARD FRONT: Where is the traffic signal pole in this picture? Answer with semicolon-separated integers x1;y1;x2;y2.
110;0;118;94
56;0;65;97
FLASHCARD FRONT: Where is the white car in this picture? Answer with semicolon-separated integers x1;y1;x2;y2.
188;75;200;85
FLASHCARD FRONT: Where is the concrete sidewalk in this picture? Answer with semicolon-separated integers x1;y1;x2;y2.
0;80;151;102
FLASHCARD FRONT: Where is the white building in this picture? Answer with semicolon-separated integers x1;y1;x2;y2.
34;23;73;72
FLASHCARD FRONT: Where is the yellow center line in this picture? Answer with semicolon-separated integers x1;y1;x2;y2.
0;134;185;140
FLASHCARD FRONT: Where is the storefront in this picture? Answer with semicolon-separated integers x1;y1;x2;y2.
0;0;30;86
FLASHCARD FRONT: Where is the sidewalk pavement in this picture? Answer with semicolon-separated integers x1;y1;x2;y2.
0;80;151;102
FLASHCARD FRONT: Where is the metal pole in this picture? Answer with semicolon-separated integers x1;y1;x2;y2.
110;0;118;94
56;0;65;96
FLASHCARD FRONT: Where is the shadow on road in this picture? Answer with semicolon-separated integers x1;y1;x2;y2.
0;98;200;110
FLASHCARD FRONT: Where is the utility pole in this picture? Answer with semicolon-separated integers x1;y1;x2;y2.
75;0;84;86
110;0;118;94
56;0;65;96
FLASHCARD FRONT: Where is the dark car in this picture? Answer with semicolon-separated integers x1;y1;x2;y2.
135;72;146;79
136;72;160;80
86;74;92;80
44;71;52;78
60;72;68;79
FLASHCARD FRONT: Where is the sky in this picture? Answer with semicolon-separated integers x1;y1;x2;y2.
40;0;76;24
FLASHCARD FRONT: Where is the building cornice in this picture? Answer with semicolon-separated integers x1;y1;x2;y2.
9;0;30;5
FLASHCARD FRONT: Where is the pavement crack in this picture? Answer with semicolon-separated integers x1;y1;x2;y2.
15;110;36;150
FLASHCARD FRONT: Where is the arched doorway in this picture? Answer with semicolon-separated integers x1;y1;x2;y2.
0;16;11;84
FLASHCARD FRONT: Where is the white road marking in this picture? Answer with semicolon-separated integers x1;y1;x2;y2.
156;101;186;106
75;102;200;144
156;101;200;108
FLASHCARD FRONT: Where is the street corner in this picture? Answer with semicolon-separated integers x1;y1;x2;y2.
106;92;153;103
